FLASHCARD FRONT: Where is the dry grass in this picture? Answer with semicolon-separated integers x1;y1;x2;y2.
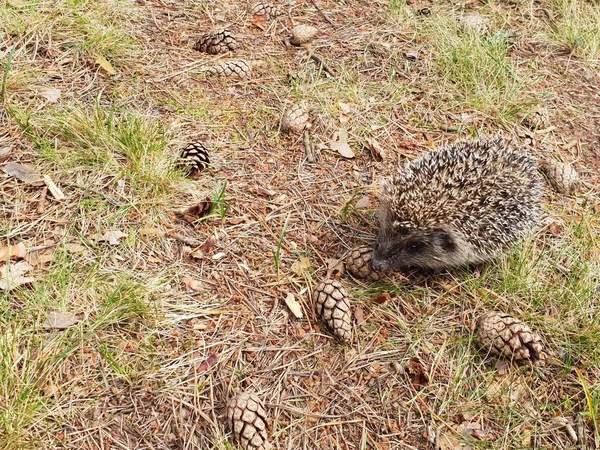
1;0;600;449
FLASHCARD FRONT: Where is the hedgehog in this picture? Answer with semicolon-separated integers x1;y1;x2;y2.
372;138;543;271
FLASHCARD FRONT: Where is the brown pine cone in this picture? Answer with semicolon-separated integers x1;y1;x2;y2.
540;159;579;195
250;2;281;20
205;60;252;79
475;312;544;363
227;392;270;450
194;29;238;55
313;279;352;342
280;103;309;134
179;142;209;174
345;246;389;281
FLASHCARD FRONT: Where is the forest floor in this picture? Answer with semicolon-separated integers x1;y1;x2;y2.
1;0;599;449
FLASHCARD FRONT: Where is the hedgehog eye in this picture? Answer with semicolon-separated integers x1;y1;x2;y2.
406;241;424;253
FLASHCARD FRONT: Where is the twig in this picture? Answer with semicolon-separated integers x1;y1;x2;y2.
308;52;335;77
310;0;335;28
166;231;202;247
303;130;315;163
37;186;48;214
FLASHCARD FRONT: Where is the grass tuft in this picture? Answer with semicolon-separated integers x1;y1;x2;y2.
427;15;535;123
550;0;600;64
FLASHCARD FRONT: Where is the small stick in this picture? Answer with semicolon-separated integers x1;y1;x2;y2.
43;175;65;201
310;0;335;28
308;52;335;77
37;186;48;214
303;130;315;163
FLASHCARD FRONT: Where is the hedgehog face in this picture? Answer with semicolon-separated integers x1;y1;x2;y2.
372;227;458;271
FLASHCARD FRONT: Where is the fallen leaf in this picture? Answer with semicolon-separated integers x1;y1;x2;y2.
189;236;217;259
64;243;87;253
324;257;344;278
196;354;218;372
329;128;354;158
355;195;373;209
0;242;27;261
43;310;82;329
211;252;226;260
95;54;116;75
365;138;386;161
291;256;312;277
177;199;213;224
405;357;429;389
371;291;391;305
139;227;164;236
0;261;35;291
182;275;203;291
39;88;61;102
2;162;44;186
354;306;365;325
250;14;266;29
436;431;463;450
99;230;126;246
284;293;304;318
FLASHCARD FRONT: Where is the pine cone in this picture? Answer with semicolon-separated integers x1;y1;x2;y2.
227;392;270;450
345;246;388;281
290;24;319;45
250;2;281;20
205;60;252;79
280;103;309;134
475;312;544;363
194;29;238;55
179;142;209;174
540;159;579;195
523;108;551;130
313;279;352;342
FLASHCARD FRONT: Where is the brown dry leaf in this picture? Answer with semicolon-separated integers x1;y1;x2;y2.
405;357;429;389
182;275;203;291
329;128;354;158
39;88;61;102
436;431;463;450
99;230;126;246
0;242;27;262
291;256;312;277
43;311;82;329
371;291;391;305
548;221;563;235
354;306;365;325
0;261;35;291
139;227;165;236
284;293;303;318
95;54;116;75
250;14;267;29
189;236;217;259
2;162;44;186
178;200;213;223
355;195;373;209
365;138;386;161
196;354;218;372
64;243;87;254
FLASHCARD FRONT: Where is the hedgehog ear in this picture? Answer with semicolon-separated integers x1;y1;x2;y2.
434;229;456;252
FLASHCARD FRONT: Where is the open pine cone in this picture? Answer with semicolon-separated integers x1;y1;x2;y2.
227;392;270;450
250;2;281;20
179;142;209;174
345;246;389;281
280;103;309;134
205;60;252;79
313;279;352;342
194;29;238;54
540;159;579;195
475;312;544;363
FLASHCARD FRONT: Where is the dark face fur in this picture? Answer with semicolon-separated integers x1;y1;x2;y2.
372;225;458;271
